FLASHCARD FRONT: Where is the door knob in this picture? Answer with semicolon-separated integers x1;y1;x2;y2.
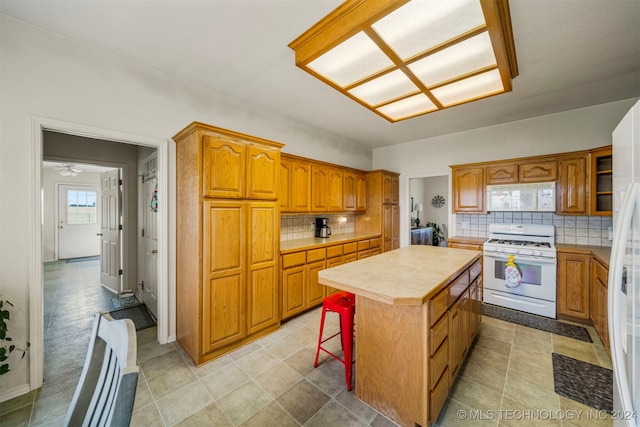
151;249;158;254
96;233;103;236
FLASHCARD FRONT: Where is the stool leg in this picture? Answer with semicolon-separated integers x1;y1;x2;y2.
340;309;355;391
313;306;328;368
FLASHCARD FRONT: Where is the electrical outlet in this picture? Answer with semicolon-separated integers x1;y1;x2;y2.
461;221;470;229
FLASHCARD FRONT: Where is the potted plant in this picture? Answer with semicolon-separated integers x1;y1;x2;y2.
0;299;30;377
425;222;445;246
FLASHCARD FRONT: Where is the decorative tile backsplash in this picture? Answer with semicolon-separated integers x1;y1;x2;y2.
455;212;613;247
281;214;355;241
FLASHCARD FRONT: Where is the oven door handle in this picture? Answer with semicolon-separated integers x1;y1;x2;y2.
483;251;557;264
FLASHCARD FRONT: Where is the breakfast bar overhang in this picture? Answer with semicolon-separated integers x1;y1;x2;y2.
318;245;483;426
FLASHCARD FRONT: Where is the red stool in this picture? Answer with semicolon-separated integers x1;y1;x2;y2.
313;291;356;391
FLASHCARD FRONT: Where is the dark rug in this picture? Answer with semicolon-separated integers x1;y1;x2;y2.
109;304;156;331
482;303;592;343
552;353;613;412
111;295;140;310
66;256;100;263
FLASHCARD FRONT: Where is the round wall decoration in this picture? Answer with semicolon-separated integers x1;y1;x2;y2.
431;195;445;208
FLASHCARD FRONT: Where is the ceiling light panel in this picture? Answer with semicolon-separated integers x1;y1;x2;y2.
377;94;437;121
289;0;518;122
371;0;486;60
348;70;419;106
307;32;394;87
408;32;497;87
431;69;504;106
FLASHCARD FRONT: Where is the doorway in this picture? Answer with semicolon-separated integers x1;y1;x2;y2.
409;175;449;244
29;116;172;391
57;183;100;259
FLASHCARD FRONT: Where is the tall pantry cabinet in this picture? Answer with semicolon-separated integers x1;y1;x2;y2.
174;122;283;365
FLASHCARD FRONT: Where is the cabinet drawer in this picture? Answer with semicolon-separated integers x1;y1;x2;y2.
307;248;326;263
430;339;448;390
369;237;382;249
430;369;449;423
326;245;343;259
344;253;358;263
357;240;370;251
430;315;448;354
343;242;357;254
429;287;449;325
282;252;306;269
448;270;470;305
469;260;482;282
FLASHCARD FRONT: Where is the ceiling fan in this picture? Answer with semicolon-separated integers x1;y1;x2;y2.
57;164;82;177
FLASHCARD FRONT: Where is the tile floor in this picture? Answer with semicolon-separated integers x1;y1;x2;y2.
0;259;613;426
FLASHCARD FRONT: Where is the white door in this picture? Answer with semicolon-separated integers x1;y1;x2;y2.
100;169;122;293
57;185;100;259
141;172;158;318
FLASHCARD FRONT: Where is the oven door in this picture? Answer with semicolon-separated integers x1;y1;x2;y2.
482;250;557;301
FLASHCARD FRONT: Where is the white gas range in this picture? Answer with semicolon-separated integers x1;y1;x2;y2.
482;223;557;318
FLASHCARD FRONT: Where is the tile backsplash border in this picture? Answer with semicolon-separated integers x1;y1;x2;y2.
455;212;613;247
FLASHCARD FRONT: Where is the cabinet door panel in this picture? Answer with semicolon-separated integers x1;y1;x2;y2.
327;168;343;211
557;156;587;214
282;266;305;319
557;252;590;319
312;166;329;211
246;145;279;199
291;161;311;212
203;202;243;275
519;160;557;182
486;164;518;184
202;274;245;353
248;265;278;334
355;173;367;211
280;159;291;212
202;135;245;198
452;167;484;212
307;260;326;306
343;172;357;211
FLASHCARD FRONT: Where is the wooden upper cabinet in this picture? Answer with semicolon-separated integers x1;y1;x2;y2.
311;165;329;211
279;158;291;211
290;161;311;212
518;160;557;183
557;155;588;215
383;173;399;204
344;171;367;212
202;135;245;198
327;167;343;211
452;166;484;213
486;163;517;185
246;144;279;200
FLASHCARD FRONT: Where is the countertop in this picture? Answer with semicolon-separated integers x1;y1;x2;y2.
280;232;381;254
447;236;487;245
556;243;611;267
318;245;481;306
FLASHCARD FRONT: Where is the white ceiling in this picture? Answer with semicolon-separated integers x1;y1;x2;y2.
43;161;115;174
1;0;638;148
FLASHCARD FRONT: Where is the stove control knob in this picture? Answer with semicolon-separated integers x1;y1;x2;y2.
534;250;542;256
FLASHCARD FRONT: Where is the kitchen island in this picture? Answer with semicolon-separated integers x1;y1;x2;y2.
318;245;482;427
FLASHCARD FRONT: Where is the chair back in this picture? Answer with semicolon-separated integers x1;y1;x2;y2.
64;313;139;427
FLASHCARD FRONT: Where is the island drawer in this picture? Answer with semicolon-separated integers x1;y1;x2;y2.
430;315;448;354
429;287;449;325
343;242;358;254
282;252;306;268
307;248;326;263
357;240;370;251
469;259;482;281
430;339;448;390
369;237;382;249
430;369;449;423
448;270;470;305
326;245;343;259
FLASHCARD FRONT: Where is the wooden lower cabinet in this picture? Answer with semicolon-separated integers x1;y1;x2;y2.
590;258;610;353
557;251;591;320
281;237;381;320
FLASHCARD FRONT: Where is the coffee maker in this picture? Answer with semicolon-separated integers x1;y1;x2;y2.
315;217;332;238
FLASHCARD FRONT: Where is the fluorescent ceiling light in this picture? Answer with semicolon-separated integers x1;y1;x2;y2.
289;0;518;122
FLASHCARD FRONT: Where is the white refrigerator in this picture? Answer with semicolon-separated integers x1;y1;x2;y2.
610;99;640;427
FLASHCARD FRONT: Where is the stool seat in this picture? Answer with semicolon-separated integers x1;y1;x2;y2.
313;291;355;391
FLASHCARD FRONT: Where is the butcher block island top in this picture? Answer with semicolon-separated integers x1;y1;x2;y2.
318;245;481;305
318;245;483;427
